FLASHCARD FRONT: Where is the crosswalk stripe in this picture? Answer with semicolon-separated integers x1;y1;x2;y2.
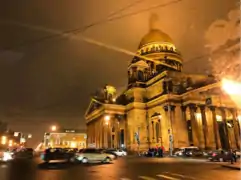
156;175;180;180
139;176;156;180
163;172;196;179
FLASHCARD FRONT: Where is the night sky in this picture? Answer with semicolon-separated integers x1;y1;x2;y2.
0;0;239;147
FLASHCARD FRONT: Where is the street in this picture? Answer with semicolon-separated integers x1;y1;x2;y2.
0;157;240;180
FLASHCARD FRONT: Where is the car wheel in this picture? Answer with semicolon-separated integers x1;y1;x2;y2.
104;157;111;163
82;158;88;164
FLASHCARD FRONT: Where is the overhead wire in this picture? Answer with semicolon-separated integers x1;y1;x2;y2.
1;0;233;65
0;0;146;52
0;0;181;52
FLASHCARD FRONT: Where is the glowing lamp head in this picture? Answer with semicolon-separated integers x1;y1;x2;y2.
104;115;110;121
51;126;57;131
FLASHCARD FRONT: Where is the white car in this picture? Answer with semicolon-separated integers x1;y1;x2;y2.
75;148;115;163
113;150;127;157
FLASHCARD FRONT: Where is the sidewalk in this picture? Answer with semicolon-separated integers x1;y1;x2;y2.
221;161;241;170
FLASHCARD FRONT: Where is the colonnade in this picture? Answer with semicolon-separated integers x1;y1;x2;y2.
148;104;240;150
87;115;127;149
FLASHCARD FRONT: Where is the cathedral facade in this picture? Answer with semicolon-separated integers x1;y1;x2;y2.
85;16;240;151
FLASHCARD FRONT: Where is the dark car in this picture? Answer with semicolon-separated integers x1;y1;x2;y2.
41;148;76;163
208;150;231;162
185;149;204;157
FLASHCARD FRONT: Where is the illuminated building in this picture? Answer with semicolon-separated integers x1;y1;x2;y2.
43;129;87;149
85;14;240;151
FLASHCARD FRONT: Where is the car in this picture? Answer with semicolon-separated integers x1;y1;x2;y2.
174;146;199;157
75;148;114;163
113;149;127;157
103;150;118;159
105;149;127;157
41;148;76;163
207;150;231;162
234;150;241;158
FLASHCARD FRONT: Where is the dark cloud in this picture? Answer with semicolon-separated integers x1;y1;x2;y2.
0;0;238;147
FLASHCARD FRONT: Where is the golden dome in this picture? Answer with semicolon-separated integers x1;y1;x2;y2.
139;29;173;48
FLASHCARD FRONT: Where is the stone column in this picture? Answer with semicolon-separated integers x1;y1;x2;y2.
170;105;178;148
209;106;221;149
163;105;170;150
188;104;200;147
124;118;129;149
220;108;231;150
151;121;155;143
199;105;208;149
102;120;105;148
176;106;189;147
116;119;120;149
230;109;240;149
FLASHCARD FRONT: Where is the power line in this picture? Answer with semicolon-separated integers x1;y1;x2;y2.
0;0;180;52
0;0;146;52
74;0;182;34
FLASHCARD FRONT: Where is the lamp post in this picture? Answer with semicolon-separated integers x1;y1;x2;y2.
165;77;174;156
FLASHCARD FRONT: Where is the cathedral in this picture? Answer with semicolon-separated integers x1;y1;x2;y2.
85;15;240;152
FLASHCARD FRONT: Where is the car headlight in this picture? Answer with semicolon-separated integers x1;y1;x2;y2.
3;152;12;161
77;156;83;161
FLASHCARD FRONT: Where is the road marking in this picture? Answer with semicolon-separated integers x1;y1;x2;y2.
156;175;180;180
139;176;156;180
163;172;196;179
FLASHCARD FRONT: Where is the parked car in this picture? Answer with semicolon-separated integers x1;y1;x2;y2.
41;148;76;163
174;146;200;157
103;149;118;159
208;150;231;162
105;149;127;157
75;148;115;163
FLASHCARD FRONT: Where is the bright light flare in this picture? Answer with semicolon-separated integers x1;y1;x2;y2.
222;78;241;108
104;115;110;121
70;142;77;148
222;79;241;95
51;126;57;131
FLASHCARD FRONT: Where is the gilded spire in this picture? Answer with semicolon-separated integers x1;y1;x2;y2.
149;13;159;31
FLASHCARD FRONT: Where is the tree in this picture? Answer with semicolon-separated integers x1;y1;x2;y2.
205;9;240;81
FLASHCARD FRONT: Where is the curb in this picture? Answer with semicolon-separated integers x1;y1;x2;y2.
221;164;241;170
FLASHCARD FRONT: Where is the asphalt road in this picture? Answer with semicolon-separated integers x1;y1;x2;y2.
0;157;240;180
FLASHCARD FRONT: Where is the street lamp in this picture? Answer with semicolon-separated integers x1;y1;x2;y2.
51;125;57;131
104;115;110;125
28;134;32;138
